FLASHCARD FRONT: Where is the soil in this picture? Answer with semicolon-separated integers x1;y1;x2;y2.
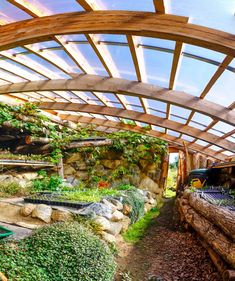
115;198;221;281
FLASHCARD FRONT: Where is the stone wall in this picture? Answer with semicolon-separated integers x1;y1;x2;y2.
63;149;167;199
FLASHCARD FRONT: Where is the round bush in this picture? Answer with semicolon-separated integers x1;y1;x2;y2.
0;222;116;281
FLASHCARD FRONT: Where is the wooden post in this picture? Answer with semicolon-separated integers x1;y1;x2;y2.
57;157;64;179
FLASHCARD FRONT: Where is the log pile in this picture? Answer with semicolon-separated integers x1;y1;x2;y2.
178;190;235;280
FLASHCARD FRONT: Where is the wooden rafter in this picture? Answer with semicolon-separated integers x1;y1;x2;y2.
0;12;234;56
169;41;184;90
200;55;233;99
153;0;165;13
76;0;98;11
58;114;226;160
1;75;234;126
38;102;235;152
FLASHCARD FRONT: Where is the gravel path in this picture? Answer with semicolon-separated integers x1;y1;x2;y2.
116;199;220;281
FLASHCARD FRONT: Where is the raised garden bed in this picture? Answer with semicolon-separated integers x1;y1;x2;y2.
24;192;93;209
0;225;13;239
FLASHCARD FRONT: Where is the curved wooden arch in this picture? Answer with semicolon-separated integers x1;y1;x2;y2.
38;102;235;152
59;114;226;160
1;74;234;126
0;11;234;55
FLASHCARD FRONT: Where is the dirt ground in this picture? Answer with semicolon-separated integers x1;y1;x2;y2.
115;199;220;281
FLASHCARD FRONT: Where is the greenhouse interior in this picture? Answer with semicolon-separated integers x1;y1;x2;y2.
0;0;234;280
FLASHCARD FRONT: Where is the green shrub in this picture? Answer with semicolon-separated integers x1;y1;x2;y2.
117;184;136;191
122;190;145;223
0;222;116;281
0;181;26;197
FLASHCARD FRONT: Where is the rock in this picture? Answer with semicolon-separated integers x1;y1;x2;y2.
22;172;38;181
108;222;123;236
75;162;87;170
108;198;123;211
101;159;121;169
139;176;161;194
101;199;117;213
111;210;124;221
121;216;131;232
63;165;76;175
123;204;133;215
32;204;52;223
75;171;89;180
144;203;153;213
149;198;157;205
95;216;111;231
51;210;72;222
65;153;83;164
20;204;35;217
77;208;96;219
102;232;116;243
79;203;112;219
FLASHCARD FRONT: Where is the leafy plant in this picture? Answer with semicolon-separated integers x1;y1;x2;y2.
0;222;116;281
32;170;63;192
0;181;28;197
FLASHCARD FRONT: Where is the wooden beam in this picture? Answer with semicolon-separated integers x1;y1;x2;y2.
169;41;184;89
200;55;233;99
39;102;235;152
1;75;234;126
0;12;234;56
153;0;165;13
127;35;142;82
59;114;226;160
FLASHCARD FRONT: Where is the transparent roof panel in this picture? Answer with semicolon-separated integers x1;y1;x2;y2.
165;0;235;33
28;41;60;50
33;0;83;15
195;139;210;147
168;130;181;138
175;56;218;96
191;113;213;127
181;134;195;142
183;44;226;64
0;0;31;23
102;45;136;80
0;68;26;83
222;151;235;157
138;37;175;50
148;109;166;119
143;48;173;87
144;99;166;113
97;0;155;11
0;59;45;81
189;121;207;130
152;125;165;132
68;42;108;76
212;122;234;134
171;105;191;118
97;34;127;44
209;145;223;151
205;70;234;107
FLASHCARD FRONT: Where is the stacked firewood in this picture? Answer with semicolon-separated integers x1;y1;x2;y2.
178;190;235;281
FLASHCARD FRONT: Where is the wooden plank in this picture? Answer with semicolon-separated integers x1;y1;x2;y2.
0;12;234;56
200;55;233;99
1;74;234;126
39;102;235;152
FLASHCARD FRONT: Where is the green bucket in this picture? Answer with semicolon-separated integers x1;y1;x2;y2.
0;225;13;239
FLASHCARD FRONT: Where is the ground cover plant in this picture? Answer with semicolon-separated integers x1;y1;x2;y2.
122;206;161;243
0;222;116;281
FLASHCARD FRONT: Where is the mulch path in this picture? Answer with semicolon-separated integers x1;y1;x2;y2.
115;198;220;281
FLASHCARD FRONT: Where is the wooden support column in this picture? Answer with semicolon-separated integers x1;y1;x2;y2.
160;148;169;190
57;157;64;179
